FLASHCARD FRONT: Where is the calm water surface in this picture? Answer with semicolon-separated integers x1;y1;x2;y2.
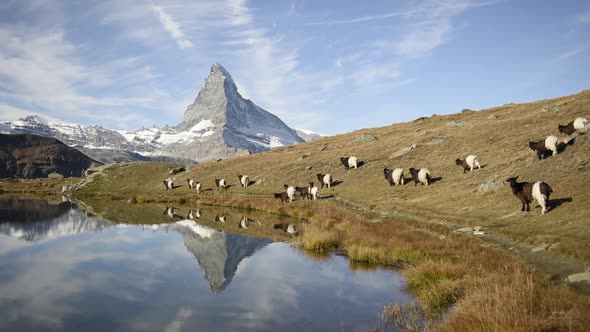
0;197;411;332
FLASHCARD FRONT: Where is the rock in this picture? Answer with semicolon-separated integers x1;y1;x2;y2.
297;153;311;161
474;226;482;232
566;272;590;283
389;144;416;159
531;243;550;252
479;181;504;193
473;231;486;235
562;131;579;145
127;198;137;204
305;166;312;171
549;243;560;250
447;120;470;127
542;106;559;113
319;145;327;151
169;166;186;175
577;160;589;171
48;172;64;179
455;227;474;233
439;235;446;240
488;114;497;120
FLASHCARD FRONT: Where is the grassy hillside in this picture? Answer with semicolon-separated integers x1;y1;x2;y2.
79;89;590;263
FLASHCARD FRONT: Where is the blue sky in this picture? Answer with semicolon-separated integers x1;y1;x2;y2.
0;0;589;135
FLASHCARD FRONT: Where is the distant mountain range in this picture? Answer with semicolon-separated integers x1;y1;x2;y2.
0;64;324;164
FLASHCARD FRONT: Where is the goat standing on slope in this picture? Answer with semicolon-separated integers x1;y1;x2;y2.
340;156;358;170
455;155;481;173
383;167;404;186
238;174;249;188
309;182;319;200
506;176;553;215
284;184;296;203
187;179;195;189
558;117;588;135
317;173;332;189
163;178;175;190
214;178;227;190
408;167;431;186
529;135;558;160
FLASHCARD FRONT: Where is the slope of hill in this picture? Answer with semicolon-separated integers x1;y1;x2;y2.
0;133;102;178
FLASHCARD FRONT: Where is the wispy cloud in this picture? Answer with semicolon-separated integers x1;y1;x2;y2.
306;10;413;26
150;4;193;49
219;0;332;128
554;46;589;62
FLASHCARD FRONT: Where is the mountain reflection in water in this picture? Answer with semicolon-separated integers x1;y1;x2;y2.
0;198;272;293
0;198;410;332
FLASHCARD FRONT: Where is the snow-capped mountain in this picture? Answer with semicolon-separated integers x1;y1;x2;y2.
0;64;311;163
164;63;304;161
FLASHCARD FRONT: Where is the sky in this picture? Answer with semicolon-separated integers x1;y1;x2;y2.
0;0;589;135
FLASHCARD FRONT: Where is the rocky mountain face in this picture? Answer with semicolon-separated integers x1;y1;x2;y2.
169;64;304;161
0;134;102;178
0;64;311;163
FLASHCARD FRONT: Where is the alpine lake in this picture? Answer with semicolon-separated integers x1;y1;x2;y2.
0;196;412;332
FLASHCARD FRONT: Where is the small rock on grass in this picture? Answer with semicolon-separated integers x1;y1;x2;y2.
455;227;474;233
531;243;550;252
566;272;590;283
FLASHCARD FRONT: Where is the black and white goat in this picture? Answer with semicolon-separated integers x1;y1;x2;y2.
506;176;553;215
316;173;332;189
340;156;358;170
455;155;481;173
558;117;588;135
238;174;250;188
187;179;196;189
163;178;175;190
408;167;431;186
383;167;404;186
284;184;296;203
528;135;558;160
309;182;319;200
214;178;227;190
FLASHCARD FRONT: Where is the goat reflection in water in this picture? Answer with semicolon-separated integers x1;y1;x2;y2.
187;209;201;220
273;223;298;234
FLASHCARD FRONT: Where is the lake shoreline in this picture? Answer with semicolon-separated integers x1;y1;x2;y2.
2;178;589;331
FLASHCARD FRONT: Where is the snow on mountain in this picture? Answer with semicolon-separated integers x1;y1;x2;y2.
0;64;311;163
295;128;325;142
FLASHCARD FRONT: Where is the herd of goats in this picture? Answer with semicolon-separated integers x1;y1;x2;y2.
162;117;587;217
